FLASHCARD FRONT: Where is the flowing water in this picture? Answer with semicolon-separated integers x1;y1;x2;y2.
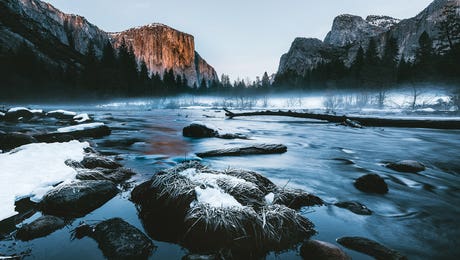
1;99;459;259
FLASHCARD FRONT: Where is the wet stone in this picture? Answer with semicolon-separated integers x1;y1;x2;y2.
337;236;407;260
300;240;351;260
16;215;65;241
0;133;37;151
40;180;119;217
183;123;218;138
80;156;122;169
196;144;287;157
354;174;388;194
387;160;426;173
335;201;372;215
90;218;154;259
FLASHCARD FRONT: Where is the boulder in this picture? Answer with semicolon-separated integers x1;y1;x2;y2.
216;133;249;139
4;108;34;122
335;201;372;215
40;180;119;217
354;174;388;194
182;254;220;260
300;240;351;260
183;123;218;138
89;218;154;259
0;133;37;151
76;168;135;183
16;215;65;241
196;144;287;157
80;156;122;169
337;236;407;260
386;160;425;173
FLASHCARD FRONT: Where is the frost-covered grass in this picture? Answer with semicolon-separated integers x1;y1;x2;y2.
0;141;89;221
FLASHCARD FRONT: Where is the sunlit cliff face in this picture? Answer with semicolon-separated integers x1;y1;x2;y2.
110;24;218;86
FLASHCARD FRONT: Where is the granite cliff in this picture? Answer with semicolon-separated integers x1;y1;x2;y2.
278;0;460;76
0;0;218;86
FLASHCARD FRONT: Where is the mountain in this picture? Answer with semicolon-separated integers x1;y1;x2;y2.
109;24;217;86
0;0;217;87
277;0;460;77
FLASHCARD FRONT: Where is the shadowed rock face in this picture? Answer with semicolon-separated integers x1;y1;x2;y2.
278;0;460;76
110;24;218;86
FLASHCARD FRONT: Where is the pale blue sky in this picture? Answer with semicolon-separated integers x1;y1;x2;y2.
46;0;433;81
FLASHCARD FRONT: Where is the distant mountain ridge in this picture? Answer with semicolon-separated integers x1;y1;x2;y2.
0;0;218;86
277;0;460;76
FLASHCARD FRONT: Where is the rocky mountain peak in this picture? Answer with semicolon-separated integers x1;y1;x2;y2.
365;15;400;29
324;14;387;47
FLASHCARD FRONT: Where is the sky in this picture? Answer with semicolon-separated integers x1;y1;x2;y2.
46;0;433;81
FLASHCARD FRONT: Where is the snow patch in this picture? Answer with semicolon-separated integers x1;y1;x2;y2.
0;141;89;221
194;186;242;208
179;168;247;208
73;113;91;123
47;110;77;116
265;192;275;204
7;107;30;113
57;122;105;133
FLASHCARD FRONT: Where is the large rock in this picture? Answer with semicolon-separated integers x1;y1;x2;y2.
183;123;218;138
386;160;426;173
337;236;407;260
196;144;287;157
0;133;37;151
335;201;372;215
40;180;118;217
354;174;389;194
3;108;34;122
89;218;154;259
16;215;65;241
300;240;351;260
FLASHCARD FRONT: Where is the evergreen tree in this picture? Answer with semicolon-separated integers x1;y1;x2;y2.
416;31;434;65
102;41;116;68
261;71;270;88
365;38;379;65
200;78;207;89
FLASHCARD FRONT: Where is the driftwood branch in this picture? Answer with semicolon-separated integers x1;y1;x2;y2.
223;109;460;129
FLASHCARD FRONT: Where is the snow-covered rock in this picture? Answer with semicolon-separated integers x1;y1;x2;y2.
57;122;105;133
73;113;91;123
47;110;77;119
0;141;89;221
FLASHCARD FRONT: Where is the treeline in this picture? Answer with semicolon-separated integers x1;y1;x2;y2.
273;4;460;90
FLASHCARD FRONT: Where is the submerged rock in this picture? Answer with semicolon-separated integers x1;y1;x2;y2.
335;201;372;215
16;215;65;241
182;253;220;260
354;174;388;194
0;133;37;151
89;218;154;259
80;156;122;169
196;144;287;157
337;236;407;260
40;180;118;217
386;160;425;173
300;240;351;260
183;123;218;138
33;133;75;143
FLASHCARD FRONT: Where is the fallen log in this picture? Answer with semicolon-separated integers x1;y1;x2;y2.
223;109;460;129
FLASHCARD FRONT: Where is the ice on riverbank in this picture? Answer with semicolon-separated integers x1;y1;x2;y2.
0;141;89;221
